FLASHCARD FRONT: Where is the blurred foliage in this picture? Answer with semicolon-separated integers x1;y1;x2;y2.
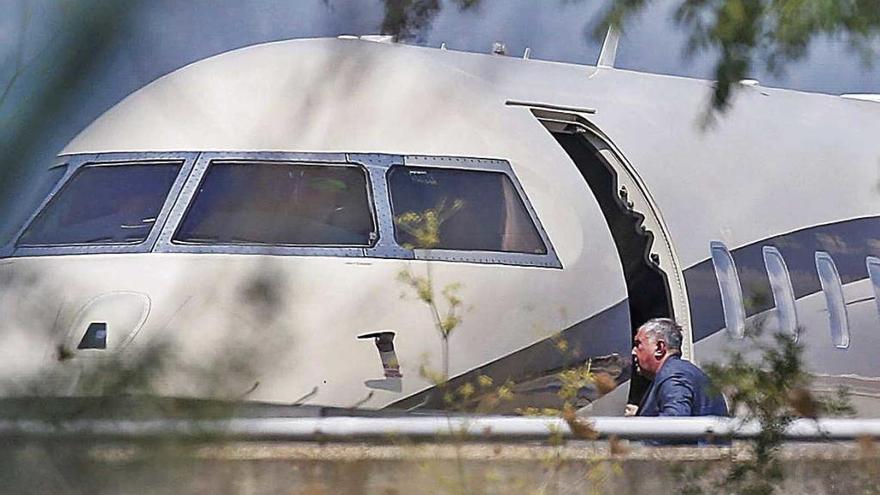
675;324;854;494
381;0;481;41
380;0;880;116
0;0;137;242
395;201;465;383
0;0;134;163
394;198;463;250
599;0;880;113
395;202;622;420
707;330;854;424
397;266;463;381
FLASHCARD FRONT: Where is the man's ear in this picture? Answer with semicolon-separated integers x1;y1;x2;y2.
654;340;667;359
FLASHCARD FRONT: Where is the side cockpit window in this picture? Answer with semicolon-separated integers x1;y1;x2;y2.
174;162;376;247
18;162;181;246
1;164;67;246
387;166;546;254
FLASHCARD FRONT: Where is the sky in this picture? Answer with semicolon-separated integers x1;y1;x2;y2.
0;0;877;236
3;0;879;154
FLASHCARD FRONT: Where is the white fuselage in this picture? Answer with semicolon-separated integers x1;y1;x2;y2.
1;38;878;413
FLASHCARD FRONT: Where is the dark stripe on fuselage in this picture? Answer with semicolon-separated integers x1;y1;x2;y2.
389;298;631;409
685;215;880;342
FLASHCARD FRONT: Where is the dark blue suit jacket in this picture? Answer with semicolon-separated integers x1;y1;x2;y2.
637;355;728;417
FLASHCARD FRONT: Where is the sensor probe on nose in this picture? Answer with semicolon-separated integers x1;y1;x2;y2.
358;331;402;378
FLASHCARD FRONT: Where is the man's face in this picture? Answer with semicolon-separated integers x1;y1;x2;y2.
632;327;663;379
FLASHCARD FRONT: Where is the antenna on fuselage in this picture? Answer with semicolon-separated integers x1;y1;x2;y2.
597;25;620;68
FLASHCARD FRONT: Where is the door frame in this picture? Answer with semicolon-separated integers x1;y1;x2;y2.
531;108;694;360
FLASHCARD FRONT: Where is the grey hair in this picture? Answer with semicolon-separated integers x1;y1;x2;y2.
639;318;683;351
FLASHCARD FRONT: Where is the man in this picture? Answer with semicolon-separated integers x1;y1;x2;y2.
631;318;728;417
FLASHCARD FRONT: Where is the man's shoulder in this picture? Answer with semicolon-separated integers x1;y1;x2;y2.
657;357;708;382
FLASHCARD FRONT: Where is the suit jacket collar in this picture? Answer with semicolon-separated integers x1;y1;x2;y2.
637;354;682;412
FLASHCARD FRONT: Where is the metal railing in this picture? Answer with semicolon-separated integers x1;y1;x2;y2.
1;416;879;442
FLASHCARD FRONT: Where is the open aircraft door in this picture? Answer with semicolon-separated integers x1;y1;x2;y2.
528;107;692;405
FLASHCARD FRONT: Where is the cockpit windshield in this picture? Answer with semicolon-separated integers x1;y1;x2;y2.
173;161;376;247
387;166;546;254
17;162;181;246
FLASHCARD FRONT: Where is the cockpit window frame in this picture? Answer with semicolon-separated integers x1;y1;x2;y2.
379;155;561;268
156;152;379;257
7;151;560;268
9;152;198;258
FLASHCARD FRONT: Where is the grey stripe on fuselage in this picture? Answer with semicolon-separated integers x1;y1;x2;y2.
685;215;880;342
389;298;631;410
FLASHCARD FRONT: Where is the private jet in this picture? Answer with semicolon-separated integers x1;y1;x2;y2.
1;31;878;415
